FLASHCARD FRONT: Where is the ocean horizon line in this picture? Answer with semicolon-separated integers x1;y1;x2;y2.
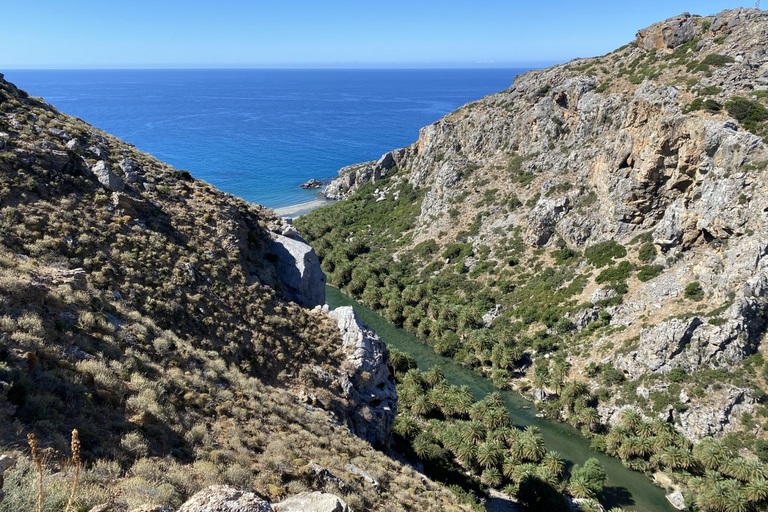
1;64;549;72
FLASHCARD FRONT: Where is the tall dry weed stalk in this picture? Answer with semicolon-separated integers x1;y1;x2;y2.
64;429;80;512
27;432;43;512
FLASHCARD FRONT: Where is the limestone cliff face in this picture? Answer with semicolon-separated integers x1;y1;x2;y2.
323;9;768;440
329;306;397;448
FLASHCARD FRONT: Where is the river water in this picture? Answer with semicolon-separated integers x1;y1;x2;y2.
326;286;675;512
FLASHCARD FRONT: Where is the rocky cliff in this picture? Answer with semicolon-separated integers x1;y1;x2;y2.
305;8;768;442
329;306;397;447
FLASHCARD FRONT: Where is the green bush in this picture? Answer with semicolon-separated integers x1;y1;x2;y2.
595;261;633;284
552;246;579;265
637;265;664;282
584;240;626;268
601;363;625;386
684;97;722;114
595;81;611;93
669;368;687;383
684;282;704;301
637;242;657;262
725;97;768;133
442;243;473;261
692;53;735;72
414;239;438;258
699;85;721;96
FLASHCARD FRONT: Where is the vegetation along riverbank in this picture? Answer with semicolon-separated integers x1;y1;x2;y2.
297;8;768;511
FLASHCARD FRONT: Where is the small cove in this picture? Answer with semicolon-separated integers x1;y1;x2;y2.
326;286;676;511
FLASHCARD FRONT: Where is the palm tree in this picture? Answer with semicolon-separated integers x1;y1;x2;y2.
394;416;420;439
412;433;436;459
440;424;463;452
484;391;505;409
561;381;589;407
617;441;635;461
520;427;546;462
476;440;504;469
636;420;654;439
481;467;503;488
491;425;519;447
532;363;549;396
388;347;416;378
461;420;487;446
620;409;642;433
424;365;445;387
411;394;434;416
469;400;489;422
651;417;676;436
745;478;768;502
541;451;565;476
700;481;728;512
491;343;513;369
660;446;694;470
510;439;527;462
653;430;675;452
639;436;655;458
578;500;604;512
703;479;750;512
618;436;644;460
452;385;474;416
579;408;601;433
745;459;766;482
455;440;477;467
569;475;595;499
570;396;589;417
724;457;754;482
401;368;424;389
483;407;512;430
502;454;521;480
552;357;571;382
547;375;564;396
721;478;749;512
605;425;630;457
511;462;538;485
695;438;733;471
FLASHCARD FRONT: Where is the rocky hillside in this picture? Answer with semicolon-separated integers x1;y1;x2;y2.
0;75;472;511
298;8;768;509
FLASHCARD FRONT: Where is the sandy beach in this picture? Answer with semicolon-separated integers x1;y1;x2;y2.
273;198;334;218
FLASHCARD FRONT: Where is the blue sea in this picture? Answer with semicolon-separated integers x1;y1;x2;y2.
4;69;526;208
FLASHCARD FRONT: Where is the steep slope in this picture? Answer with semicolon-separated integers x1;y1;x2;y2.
0;76;471;511
298;8;768;509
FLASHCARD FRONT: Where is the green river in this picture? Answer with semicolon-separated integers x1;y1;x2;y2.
326;286;676;512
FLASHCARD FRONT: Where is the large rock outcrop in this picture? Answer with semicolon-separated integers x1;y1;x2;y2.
176;485;272;512
636;12;698;51
267;230;326;308
275;491;351;512
329;306;397;447
322;149;407;200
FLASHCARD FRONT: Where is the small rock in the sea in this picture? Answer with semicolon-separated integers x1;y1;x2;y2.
300;179;323;189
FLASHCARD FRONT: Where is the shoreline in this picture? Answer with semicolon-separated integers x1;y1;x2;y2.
273;198;333;218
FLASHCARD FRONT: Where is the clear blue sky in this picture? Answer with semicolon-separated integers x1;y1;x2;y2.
1;1;751;69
